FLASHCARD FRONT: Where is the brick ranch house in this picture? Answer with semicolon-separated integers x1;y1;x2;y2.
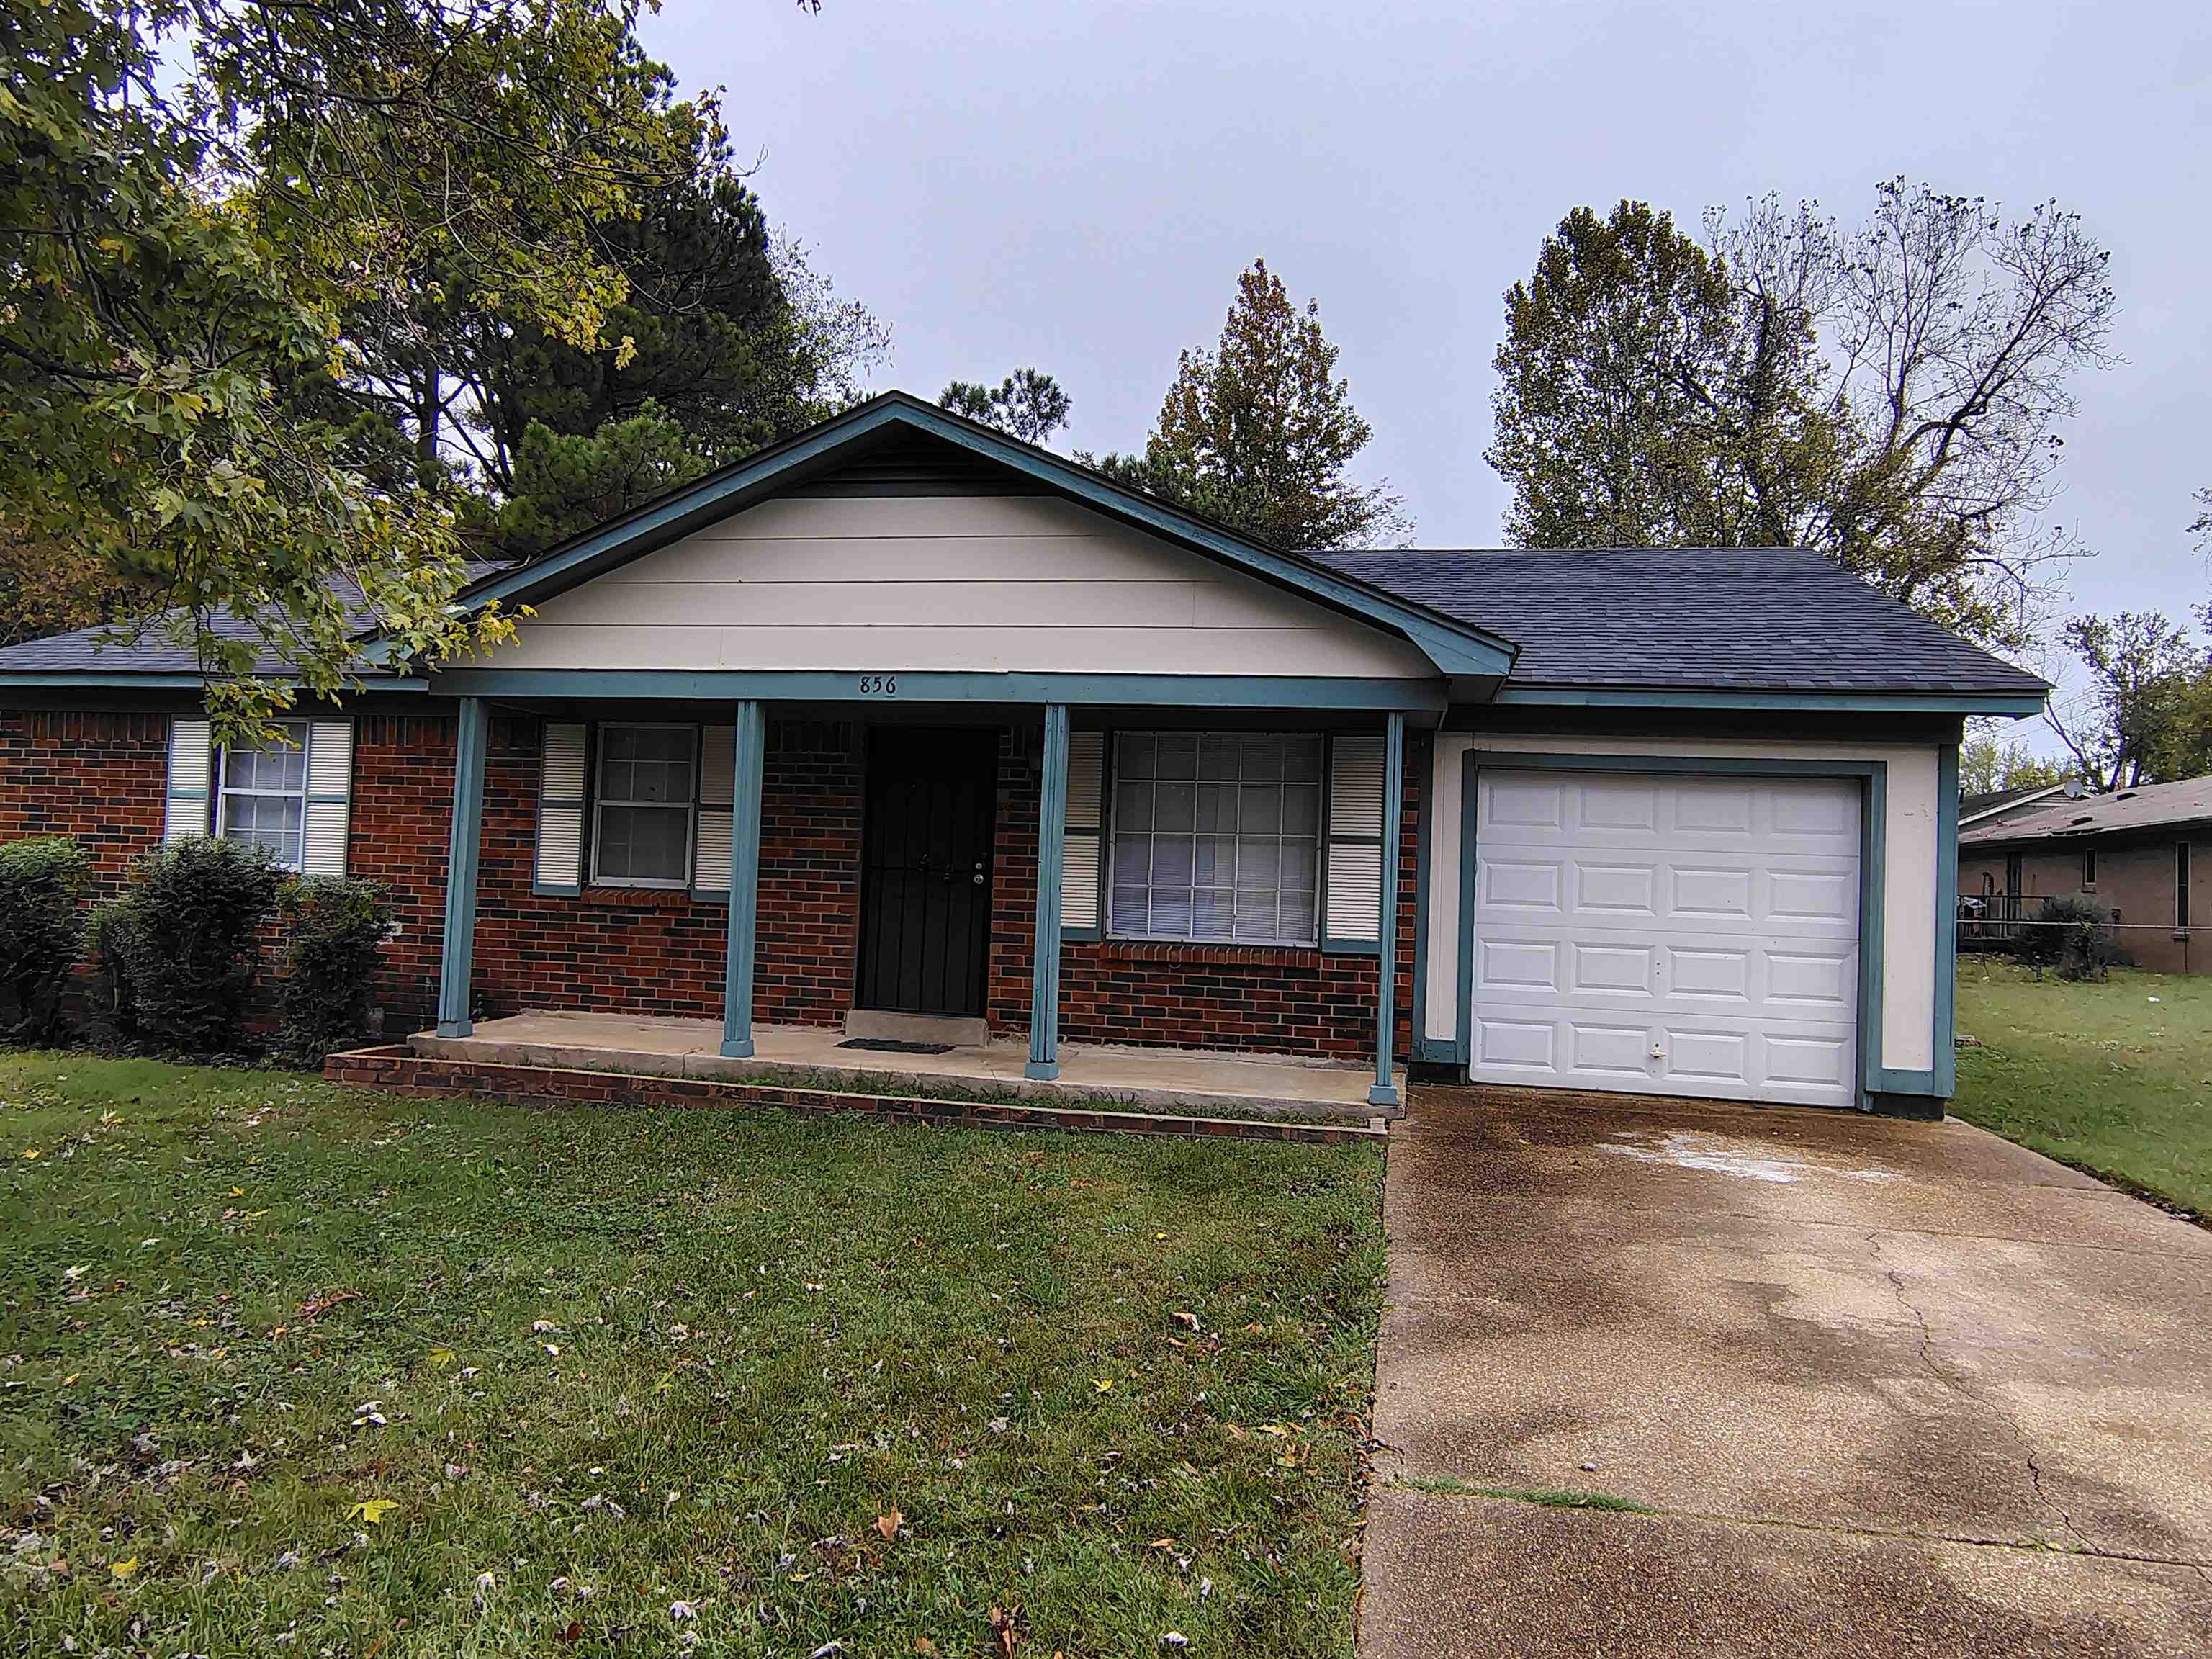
0;394;2049;1115
1959;775;2212;974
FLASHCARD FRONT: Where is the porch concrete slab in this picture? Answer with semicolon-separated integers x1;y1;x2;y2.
408;1010;1382;1121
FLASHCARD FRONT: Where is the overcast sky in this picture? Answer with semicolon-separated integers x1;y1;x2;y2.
639;0;2209;734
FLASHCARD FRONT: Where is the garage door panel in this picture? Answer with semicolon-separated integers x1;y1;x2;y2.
1763;1032;1856;1092
1668;946;1753;1002
1470;770;1861;1109
1568;1021;1657;1077
1474;1017;1557;1072
1670;864;1755;921
1576;778;1660;833
1569;941;1655;996
1766;948;1856;1010
1481;857;1563;911
1665;1028;1753;1088
1477;937;1561;994
1768;868;1856;925
1667;781;1756;838
1573;861;1658;914
1485;774;1567;831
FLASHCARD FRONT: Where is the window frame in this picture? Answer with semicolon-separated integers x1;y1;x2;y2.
2178;841;2193;930
1105;729;1325;948
214;719;312;871
588;721;698;891
2082;848;2098;890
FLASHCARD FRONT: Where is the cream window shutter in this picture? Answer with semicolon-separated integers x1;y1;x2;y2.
1060;729;1105;935
300;720;355;878
693;723;735;896
1325;733;1386;947
164;718;213;842
535;721;589;895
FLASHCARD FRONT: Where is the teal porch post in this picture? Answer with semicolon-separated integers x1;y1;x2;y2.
436;696;489;1038
721;701;768;1058
1028;703;1069;1080
1370;711;1406;1107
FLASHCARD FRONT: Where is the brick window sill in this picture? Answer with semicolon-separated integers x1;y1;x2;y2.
1087;938;1321;968
577;885;703;912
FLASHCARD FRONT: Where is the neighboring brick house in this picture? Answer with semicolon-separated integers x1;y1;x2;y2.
1959;776;2212;974
0;393;2049;1113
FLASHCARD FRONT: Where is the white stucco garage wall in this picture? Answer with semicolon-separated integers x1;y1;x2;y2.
1421;731;1945;1079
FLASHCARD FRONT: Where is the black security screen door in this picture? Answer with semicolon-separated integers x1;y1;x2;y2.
856;728;998;1016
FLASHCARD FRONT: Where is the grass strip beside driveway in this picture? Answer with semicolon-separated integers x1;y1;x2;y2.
0;1053;1384;1658
1953;958;2212;1218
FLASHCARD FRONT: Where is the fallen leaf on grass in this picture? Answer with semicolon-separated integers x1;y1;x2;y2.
346;1499;399;1527
874;1507;902;1541
426;1346;454;1370
1173;1310;1200;1331
1092;1378;1113;1393
298;1290;359;1323
988;1606;1020;1656
109;1556;137;1578
554;1621;583;1645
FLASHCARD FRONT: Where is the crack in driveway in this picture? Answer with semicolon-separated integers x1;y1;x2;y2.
1382;1473;2212;1571
1866;1230;2094;1553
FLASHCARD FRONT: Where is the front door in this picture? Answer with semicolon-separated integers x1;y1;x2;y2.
856;727;998;1016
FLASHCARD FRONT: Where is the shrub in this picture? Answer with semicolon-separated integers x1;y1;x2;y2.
107;837;287;1053
2023;893;2116;981
0;836;91;1040
84;899;138;1037
276;877;395;1065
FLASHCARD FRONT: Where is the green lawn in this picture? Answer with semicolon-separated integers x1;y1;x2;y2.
0;1054;1384;1657
1953;957;2212;1217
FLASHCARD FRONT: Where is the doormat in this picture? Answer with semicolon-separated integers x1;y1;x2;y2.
837;1038;958;1055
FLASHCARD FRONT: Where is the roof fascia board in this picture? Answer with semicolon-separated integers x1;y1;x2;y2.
426;667;1447;712
1490;685;2046;717
1957;783;2070;828
0;673;429;691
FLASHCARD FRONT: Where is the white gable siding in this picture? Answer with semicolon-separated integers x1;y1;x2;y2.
487;494;1430;678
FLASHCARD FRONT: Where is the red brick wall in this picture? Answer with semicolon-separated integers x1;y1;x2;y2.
0;706;1421;1060
985;723;1421;1061
0;711;167;892
386;716;868;1030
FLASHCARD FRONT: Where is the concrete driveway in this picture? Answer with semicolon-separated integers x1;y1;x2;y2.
1362;1087;2212;1658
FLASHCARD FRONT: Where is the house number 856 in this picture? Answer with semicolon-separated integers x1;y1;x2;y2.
858;673;898;695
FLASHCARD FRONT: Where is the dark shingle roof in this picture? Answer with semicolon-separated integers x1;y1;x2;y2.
0;565;508;678
1316;545;2048;696
1960;775;2212;846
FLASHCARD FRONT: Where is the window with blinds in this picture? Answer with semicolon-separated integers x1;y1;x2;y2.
1108;732;1322;945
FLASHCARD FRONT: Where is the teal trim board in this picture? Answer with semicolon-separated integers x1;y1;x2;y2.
1933;742;1961;1095
1028;704;1070;1080
720;701;768;1059
1370;712;1406;1108
1456;750;1892;1110
435;696;488;1038
1408;728;1454;1065
427;668;1446;713
432;393;1516;682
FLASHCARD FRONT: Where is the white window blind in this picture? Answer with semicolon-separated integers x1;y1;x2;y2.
1325;733;1385;945
1061;729;1104;932
164;718;213;842
534;722;589;895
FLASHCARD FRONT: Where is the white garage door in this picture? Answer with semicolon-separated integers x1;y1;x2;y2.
1467;768;1861;1109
